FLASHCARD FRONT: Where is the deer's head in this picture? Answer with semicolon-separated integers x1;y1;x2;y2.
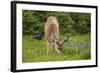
50;33;71;51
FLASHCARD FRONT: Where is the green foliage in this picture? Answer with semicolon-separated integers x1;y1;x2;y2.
70;13;91;34
22;34;91;62
22;10;91;35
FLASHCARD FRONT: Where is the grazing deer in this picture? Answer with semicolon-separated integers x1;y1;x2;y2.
44;16;70;54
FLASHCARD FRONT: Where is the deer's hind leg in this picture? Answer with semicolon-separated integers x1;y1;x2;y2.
46;41;52;55
46;41;50;55
54;44;61;54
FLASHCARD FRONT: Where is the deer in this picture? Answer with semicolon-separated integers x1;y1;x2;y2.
44;16;71;54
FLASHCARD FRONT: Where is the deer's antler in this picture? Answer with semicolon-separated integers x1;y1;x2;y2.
62;34;71;44
58;34;71;51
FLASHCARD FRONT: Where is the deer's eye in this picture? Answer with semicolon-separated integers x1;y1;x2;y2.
55;40;58;44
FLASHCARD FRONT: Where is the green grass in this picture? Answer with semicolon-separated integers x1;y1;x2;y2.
22;34;91;63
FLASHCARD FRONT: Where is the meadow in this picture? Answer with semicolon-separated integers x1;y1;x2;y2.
22;10;91;63
22;34;91;63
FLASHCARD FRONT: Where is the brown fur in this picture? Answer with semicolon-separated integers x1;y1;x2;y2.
44;16;60;54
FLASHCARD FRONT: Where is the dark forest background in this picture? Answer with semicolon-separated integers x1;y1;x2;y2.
22;10;91;36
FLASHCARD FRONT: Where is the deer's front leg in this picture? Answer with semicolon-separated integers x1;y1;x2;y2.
54;44;61;54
